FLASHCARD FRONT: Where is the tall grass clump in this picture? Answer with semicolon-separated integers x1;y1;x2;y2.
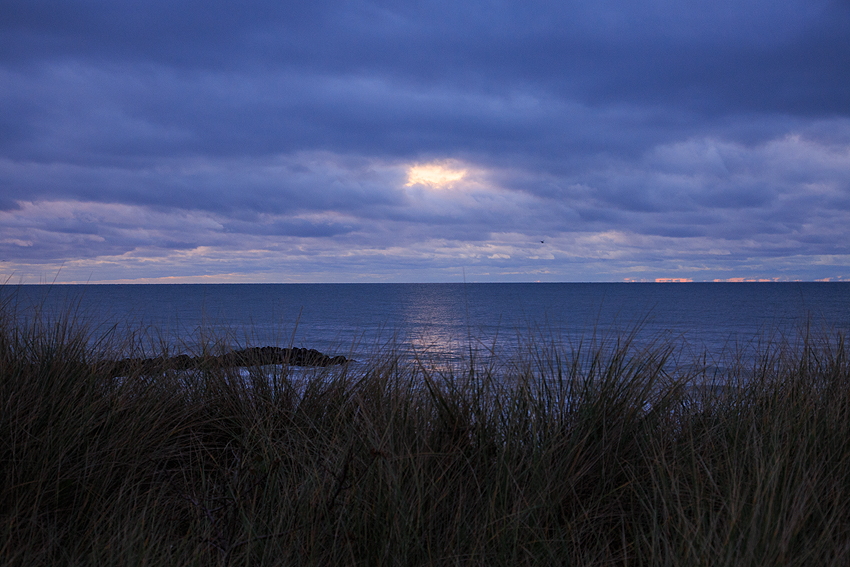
1;296;850;566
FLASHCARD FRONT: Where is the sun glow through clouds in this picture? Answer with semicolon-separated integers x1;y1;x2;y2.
405;162;467;188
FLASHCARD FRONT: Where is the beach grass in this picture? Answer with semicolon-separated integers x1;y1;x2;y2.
2;300;850;566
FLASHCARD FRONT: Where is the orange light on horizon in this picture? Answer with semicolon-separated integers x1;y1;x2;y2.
713;277;784;282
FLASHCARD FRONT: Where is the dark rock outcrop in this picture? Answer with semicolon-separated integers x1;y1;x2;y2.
110;346;347;376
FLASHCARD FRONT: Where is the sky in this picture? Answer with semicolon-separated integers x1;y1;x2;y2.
2;0;850;283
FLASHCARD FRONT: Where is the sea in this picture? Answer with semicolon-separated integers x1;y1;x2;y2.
3;283;849;371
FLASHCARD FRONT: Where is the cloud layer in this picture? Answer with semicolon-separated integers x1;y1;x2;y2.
2;0;849;282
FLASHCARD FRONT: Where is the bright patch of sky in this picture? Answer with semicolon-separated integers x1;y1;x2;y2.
406;162;468;188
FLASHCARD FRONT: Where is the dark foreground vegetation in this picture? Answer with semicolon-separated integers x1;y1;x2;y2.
2;303;850;566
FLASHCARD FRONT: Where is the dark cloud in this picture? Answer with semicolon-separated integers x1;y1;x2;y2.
3;1;848;108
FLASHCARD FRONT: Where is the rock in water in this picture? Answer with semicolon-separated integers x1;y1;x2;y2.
110;346;347;375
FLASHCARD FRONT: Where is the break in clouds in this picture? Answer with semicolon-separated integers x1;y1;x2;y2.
1;0;849;282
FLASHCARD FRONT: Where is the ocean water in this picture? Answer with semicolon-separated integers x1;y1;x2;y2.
3;283;849;367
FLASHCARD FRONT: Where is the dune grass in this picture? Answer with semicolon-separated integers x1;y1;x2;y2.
1;299;850;566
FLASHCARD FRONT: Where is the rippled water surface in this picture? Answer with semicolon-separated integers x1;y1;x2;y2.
5;283;850;365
